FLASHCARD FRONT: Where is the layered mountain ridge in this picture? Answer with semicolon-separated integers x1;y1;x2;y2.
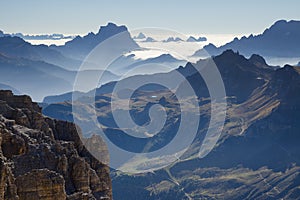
194;20;300;59
41;50;300;199
1;19;300;200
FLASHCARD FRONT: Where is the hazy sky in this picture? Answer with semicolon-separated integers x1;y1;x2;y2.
1;0;300;35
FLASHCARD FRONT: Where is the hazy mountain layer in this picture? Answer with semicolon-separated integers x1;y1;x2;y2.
194;20;300;60
42;50;300;199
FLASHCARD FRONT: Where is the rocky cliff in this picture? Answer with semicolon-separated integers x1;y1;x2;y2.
0;90;111;200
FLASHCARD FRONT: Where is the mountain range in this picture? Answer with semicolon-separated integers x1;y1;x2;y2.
1;19;300;200
0;23;189;101
0;30;74;40
163;37;184;42
41;49;300;199
0;36;80;70
194;20;300;61
0;52;119;101
2;20;299;101
187;36;207;42
133;32;146;39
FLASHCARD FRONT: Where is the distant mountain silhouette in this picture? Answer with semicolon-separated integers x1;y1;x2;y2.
0;23;140;70
187;36;207;42
0;36;80;70
88;53;186;76
144;54;183;63
10;33;74;40
51;23;139;61
0;30;74;40
0;22;147;101
194;20;300;58
42;53;186;103
162;37;183;42
0;53;72;100
0;53;118;101
133;32;146;39
42;91;86;104
143;37;156;42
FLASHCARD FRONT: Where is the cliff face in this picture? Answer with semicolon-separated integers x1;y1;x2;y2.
0;90;111;200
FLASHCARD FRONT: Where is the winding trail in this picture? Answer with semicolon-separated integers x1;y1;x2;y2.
165;167;193;200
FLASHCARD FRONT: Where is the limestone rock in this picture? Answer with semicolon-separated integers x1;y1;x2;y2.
0;90;112;199
15;169;66;200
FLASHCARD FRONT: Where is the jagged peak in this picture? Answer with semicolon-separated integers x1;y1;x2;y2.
217;49;241;58
203;43;217;51
204;43;217;49
249;54;267;66
97;22;128;35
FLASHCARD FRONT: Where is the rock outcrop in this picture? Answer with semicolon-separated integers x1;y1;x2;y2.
0;90;111;199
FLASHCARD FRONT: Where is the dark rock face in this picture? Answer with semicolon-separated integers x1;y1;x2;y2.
0;90;111;199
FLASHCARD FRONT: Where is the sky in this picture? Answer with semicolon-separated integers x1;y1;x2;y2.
1;0;300;36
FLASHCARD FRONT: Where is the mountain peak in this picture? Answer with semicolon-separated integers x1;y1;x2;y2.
213;50;250;67
55;22;138;61
151;53;181;62
97;22;128;36
133;32;146;39
249;54;267;66
219;49;240;57
262;19;300;35
270;19;299;27
187;36;207;42
273;19;288;25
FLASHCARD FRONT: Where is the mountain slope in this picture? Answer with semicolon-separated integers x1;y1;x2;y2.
107;53;186;75
42;50;300;199
0;53;119;101
111;52;300;199
0;23;140;72
0;53;73;101
0;36;80;70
